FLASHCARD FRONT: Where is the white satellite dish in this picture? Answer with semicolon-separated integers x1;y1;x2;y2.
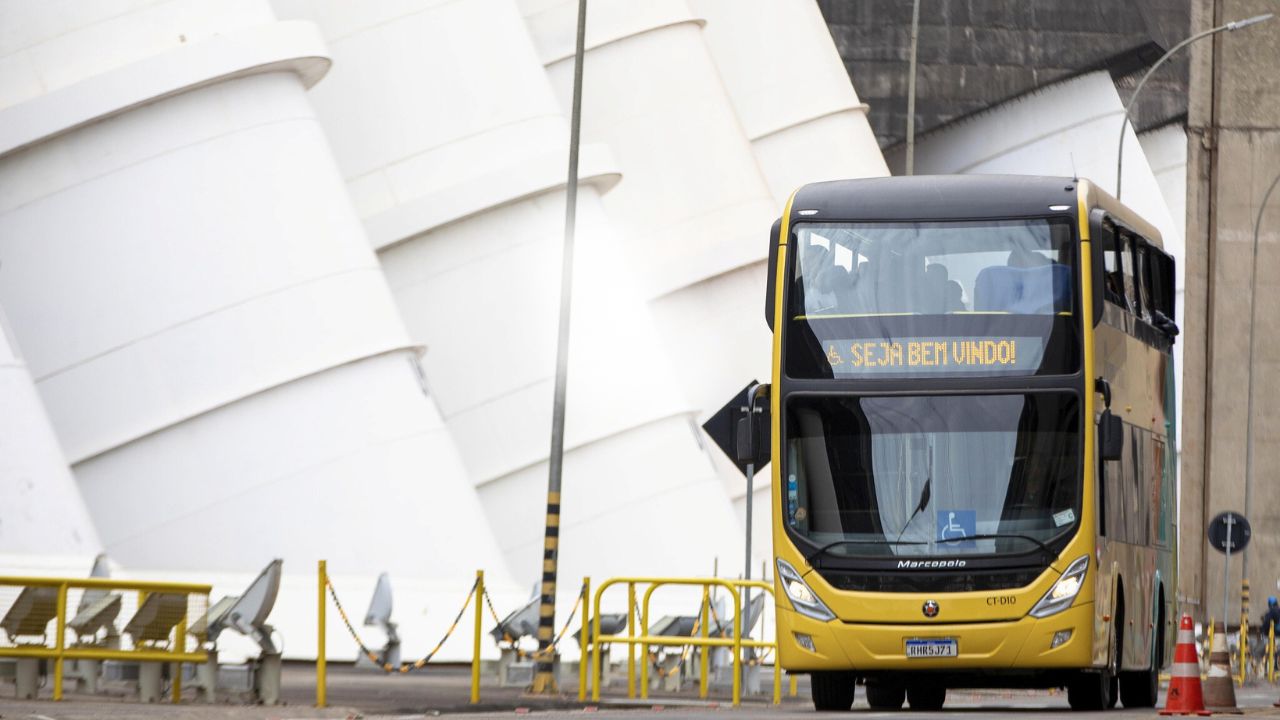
490;595;540;644
364;572;394;628
69;553;122;642
205;559;283;654
356;572;400;669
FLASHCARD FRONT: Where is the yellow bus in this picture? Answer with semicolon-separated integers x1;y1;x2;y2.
765;176;1177;711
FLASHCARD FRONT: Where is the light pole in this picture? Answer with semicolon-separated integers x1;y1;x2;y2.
904;0;922;176
1114;12;1272;201
1241;170;1280;603
532;0;588;696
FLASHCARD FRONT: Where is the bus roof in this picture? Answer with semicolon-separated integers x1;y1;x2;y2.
790;174;1080;225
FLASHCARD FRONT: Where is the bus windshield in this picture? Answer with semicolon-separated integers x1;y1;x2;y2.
784;393;1080;559
787;218;1079;378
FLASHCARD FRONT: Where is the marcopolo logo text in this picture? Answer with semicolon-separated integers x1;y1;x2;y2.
896;559;967;569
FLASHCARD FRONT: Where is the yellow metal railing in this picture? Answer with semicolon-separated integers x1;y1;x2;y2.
587;577;780;706
1268;622;1275;684
315;561;487;707
0;575;211;702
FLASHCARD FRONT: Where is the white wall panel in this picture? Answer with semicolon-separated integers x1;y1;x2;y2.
689;0;888;204
887;72;1178;246
0;308;101;557
0;0;512;623
273;0;743;586
522;0;778;298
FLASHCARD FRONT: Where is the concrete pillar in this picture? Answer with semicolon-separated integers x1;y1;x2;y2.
1183;0;1280;624
0;307;101;561
668;0;891;561
271;0;744;599
0;0;511;660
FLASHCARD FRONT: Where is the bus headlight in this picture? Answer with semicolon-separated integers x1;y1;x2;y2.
777;558;836;622
1029;555;1089;618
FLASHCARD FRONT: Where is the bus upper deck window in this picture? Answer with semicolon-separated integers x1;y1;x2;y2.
1100;221;1126;308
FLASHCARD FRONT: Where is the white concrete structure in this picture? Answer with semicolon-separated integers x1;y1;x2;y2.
520;0;889;572
690;0;888;206
0;307;100;562
886;72;1179;246
668;0;891;562
0;0;514;659
270;0;744;595
0;0;890;657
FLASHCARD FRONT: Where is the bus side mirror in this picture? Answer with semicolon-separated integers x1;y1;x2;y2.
1099;410;1124;462
1090;209;1106;327
765;218;781;332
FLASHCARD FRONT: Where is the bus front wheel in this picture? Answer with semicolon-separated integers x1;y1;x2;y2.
1067;670;1116;711
1069;617;1121;711
865;680;905;709
907;684;946;710
810;671;856;711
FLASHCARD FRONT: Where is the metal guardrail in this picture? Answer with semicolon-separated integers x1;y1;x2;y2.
587;577;780;706
0;575;211;702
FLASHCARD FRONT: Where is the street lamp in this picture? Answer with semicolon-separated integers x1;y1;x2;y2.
1115;12;1273;201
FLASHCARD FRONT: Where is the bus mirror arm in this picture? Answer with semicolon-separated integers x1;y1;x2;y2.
1096;377;1123;462
1095;377;1112;409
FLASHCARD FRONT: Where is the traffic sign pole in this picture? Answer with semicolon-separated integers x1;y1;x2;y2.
1209;511;1251;631
1223;513;1235;632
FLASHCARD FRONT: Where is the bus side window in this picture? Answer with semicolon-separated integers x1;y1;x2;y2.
1135;241;1154;323
1119;230;1140;317
1148;248;1176;320
1128;427;1148;545
1099;220;1126;308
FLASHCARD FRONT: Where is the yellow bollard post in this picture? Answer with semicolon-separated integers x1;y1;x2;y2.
699;587;709;699
789;673;798;697
591;584;603;702
1268;623;1275;683
773;654;782;705
472;570;483;704
627;583;636;699
173;613;186;703
53;582;68;701
317;560;327;708
1207;618;1215;667
1240;614;1248;687
639;587;650;701
731;590;741;707
579;577;590;702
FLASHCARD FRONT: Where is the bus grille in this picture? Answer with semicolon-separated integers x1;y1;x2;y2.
820;567;1044;593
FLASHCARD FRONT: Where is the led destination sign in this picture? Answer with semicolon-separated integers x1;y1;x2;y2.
824;336;1046;376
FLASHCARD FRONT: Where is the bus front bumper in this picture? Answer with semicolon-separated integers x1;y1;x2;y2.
778;601;1096;672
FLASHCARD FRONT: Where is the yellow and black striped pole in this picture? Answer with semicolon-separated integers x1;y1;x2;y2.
533;0;587;695
531;491;562;693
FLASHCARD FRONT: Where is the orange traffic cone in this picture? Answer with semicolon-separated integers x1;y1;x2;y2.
1161;614;1211;716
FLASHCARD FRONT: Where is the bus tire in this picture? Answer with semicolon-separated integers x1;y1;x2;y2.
865;680;905;709
1121;602;1162;708
1067;670;1114;711
810;671;856;711
907;684;946;710
1069;612;1121;711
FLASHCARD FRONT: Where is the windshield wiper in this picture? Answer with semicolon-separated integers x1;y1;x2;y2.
933;533;1055;560
805;538;925;565
894;476;931;544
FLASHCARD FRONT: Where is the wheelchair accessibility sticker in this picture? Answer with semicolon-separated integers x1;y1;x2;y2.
937;510;975;548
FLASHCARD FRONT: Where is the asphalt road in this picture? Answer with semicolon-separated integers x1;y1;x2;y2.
2;664;1279;719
